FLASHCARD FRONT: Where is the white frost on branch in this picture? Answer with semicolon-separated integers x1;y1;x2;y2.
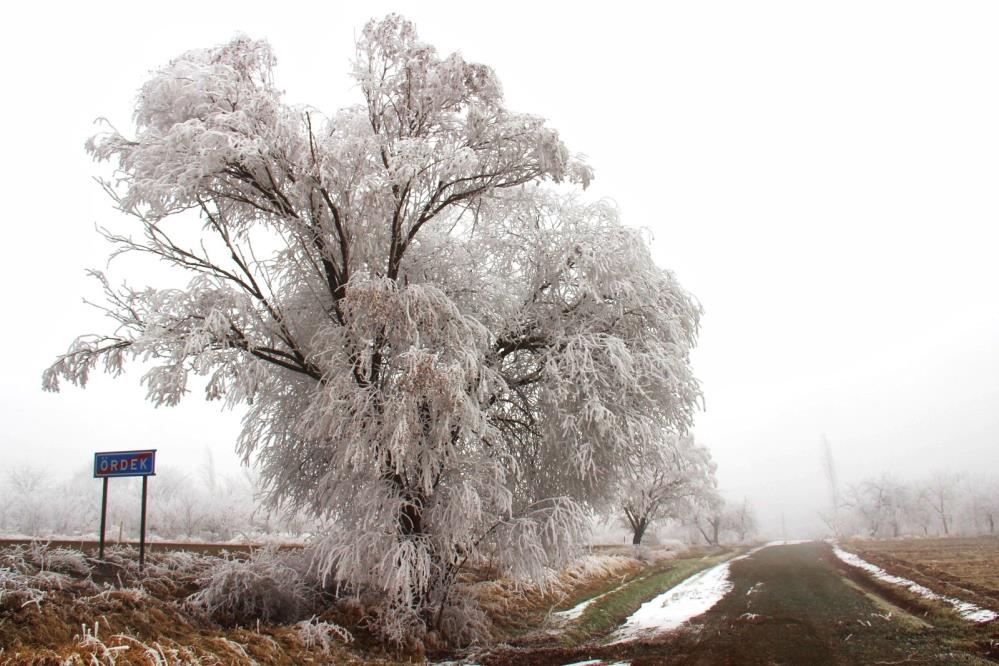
617;434;717;545
45;15;701;643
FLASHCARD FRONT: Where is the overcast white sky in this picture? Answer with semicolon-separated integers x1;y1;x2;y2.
2;1;998;537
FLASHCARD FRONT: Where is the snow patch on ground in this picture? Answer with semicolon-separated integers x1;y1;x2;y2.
763;539;813;546
553;581;627;622
610;544;779;643
553;596;601;622
833;546;998;624
610;560;735;641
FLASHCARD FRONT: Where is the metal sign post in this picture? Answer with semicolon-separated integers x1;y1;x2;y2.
93;449;156;570
99;477;109;559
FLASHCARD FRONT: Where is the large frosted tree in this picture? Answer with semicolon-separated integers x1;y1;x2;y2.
44;16;701;641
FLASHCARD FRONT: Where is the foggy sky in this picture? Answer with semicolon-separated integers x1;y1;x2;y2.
3;1;998;537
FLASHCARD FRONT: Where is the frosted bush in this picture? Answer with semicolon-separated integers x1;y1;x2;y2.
101;545;140;573
30;544;91;577
434;593;492;647
143;550;214;582
0;545;33;574
0;567;46;610
187;545;314;624
295;615;353;653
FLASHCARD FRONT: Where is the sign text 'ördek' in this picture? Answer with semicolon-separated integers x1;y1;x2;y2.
93;449;157;478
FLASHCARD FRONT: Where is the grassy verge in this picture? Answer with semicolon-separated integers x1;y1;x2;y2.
558;549;735;646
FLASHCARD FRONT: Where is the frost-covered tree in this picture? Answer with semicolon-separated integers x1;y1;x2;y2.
844;475;906;538
924;472;960;536
693;497;725;546
44;16;701;642
727;497;758;543
618;435;715;545
968;478;999;535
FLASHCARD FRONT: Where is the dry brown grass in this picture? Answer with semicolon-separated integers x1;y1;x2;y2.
845;535;999;610
842;536;999;661
463;548;674;645
0;544;375;665
0;542;691;664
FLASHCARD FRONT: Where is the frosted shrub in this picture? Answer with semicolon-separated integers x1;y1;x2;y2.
434;593;492;647
295;615;353;653
0;544;95;611
0;545;32;574
145;551;213;578
29;543;91;577
188;546;314;624
0;567;46;610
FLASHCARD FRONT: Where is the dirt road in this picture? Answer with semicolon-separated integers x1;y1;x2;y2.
484;542;993;665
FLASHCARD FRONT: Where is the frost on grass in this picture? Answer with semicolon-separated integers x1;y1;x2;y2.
833;546;999;623
296;615;354;653
0;544;96;612
0;543;354;663
187;545;315;625
471;553;639;633
550;555;640;622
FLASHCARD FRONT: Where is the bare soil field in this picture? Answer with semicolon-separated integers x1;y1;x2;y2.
844;536;999;614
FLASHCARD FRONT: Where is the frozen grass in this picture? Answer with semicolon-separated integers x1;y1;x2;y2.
833;545;998;623
551;555;650;622
468;552;643;641
1;541;702;662
187;544;315;625
295;615;354;652
0;542;363;665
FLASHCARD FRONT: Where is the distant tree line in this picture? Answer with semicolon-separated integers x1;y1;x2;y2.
821;471;998;539
0;453;313;542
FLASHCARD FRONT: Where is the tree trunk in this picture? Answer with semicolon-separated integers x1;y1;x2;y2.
632;520;648;545
696;522;713;545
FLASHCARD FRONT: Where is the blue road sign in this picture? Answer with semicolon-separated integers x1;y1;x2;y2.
94;449;157;478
